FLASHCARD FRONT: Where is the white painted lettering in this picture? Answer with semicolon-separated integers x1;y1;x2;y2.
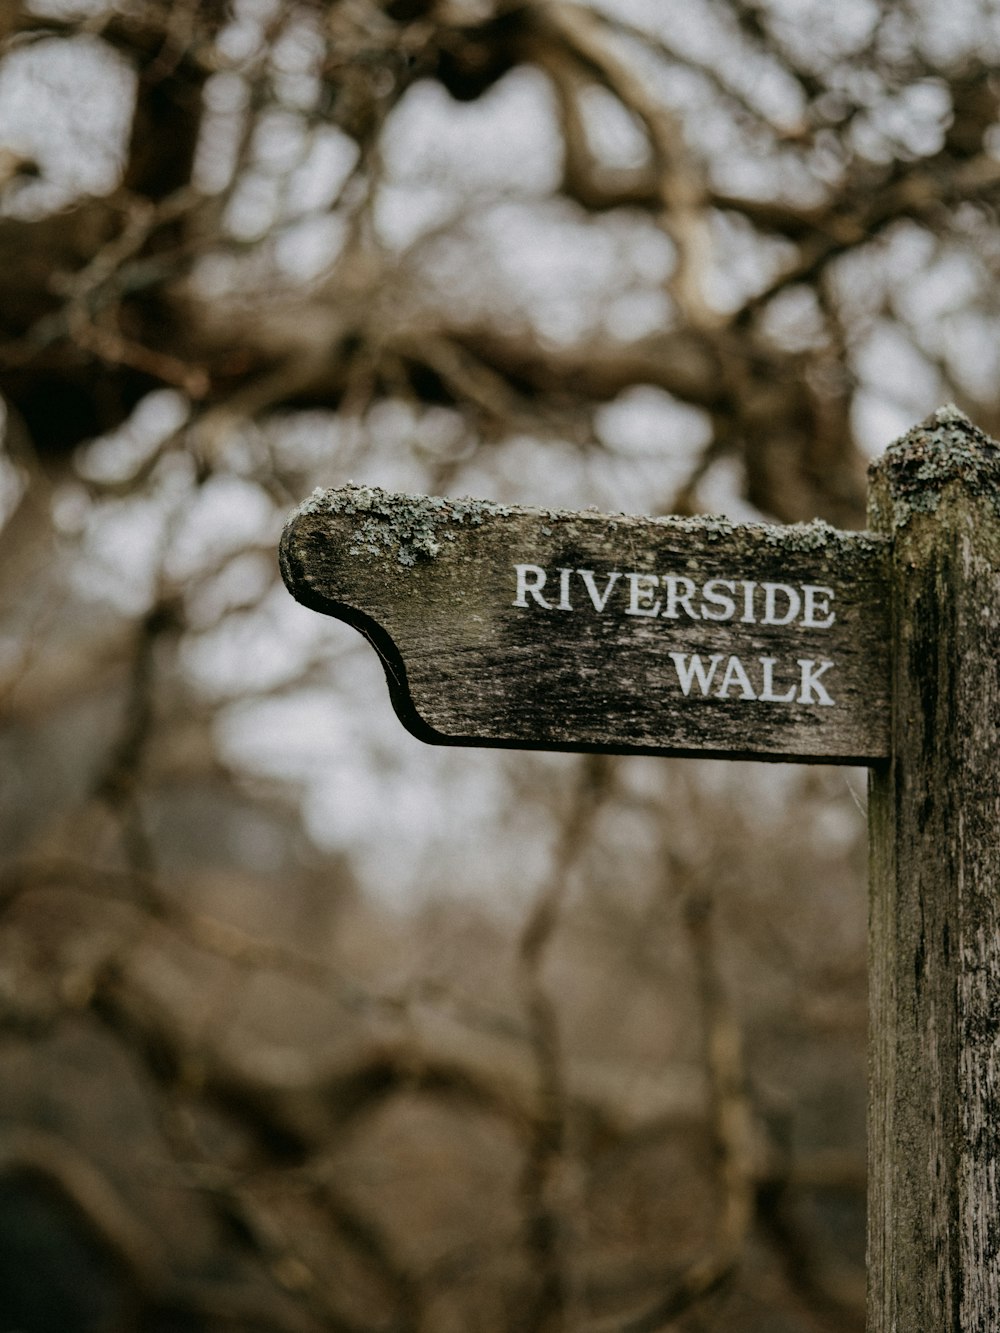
662;576;700;620
513;564;552;608
797;659;834;706
669;652;724;696
802;584;835;629
577;569;621;612
762;582;801;626
511;564;841;642
716;656;757;700
759;657;797;703
700;579;736;621
625;572;661;617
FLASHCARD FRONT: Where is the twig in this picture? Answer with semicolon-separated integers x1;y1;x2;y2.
517;753;611;1333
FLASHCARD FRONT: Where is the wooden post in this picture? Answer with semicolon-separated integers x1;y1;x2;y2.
867;406;1000;1330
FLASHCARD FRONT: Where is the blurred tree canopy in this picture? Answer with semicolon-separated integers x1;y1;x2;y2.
1;0;1000;1330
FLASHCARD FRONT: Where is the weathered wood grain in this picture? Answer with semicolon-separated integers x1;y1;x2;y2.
868;406;1000;1330
280;486;889;763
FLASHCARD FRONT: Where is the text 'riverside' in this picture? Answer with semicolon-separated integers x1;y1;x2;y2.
513;564;836;627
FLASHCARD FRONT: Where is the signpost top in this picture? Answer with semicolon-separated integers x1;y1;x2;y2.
869;403;1000;531
280;484;890;765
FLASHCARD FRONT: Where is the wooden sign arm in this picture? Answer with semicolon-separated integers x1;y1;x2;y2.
280;484;890;764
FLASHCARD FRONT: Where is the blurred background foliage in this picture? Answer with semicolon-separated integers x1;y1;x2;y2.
1;0;999;1328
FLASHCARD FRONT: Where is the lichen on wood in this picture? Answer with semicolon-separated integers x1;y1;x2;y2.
294;483;515;566
869;404;1000;529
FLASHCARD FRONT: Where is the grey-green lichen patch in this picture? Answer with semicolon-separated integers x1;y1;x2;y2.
653;513;735;535
294;483;513;565
290;483;884;561
764;517;885;553
648;511;884;552
871;405;1000;527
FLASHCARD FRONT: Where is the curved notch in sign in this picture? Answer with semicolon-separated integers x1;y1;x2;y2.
278;510;448;749
280;485;890;764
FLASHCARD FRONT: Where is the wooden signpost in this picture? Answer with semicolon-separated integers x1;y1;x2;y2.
280;406;1000;1330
